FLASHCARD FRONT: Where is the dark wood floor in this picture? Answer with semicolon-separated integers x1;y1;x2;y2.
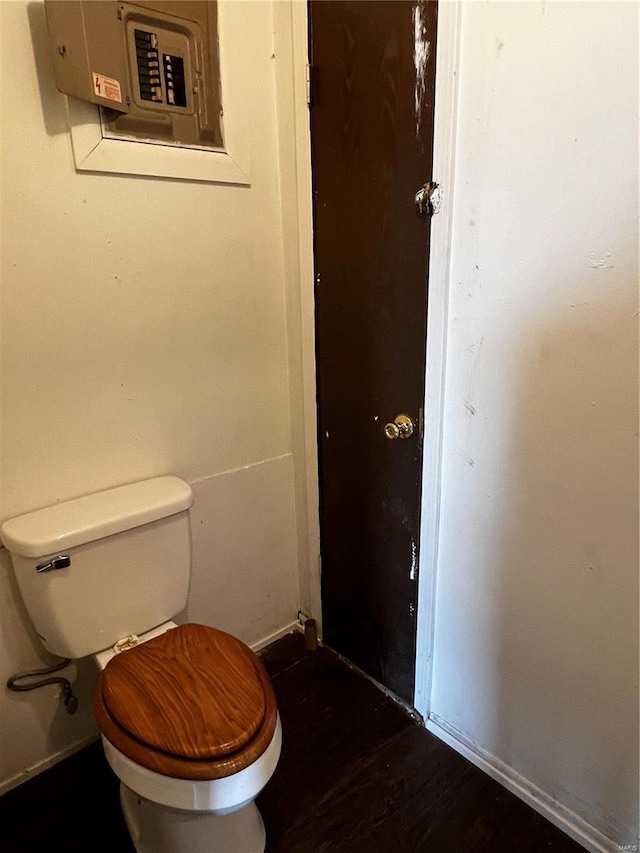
0;632;585;853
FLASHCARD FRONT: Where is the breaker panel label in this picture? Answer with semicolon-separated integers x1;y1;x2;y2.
93;72;122;103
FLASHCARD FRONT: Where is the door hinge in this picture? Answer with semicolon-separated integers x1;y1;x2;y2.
306;64;313;107
414;182;442;216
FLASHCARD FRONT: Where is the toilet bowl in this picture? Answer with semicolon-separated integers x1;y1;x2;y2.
0;477;282;853
102;717;282;813
93;622;282;852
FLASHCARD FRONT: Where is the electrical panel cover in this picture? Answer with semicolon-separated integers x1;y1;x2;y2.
44;0;223;149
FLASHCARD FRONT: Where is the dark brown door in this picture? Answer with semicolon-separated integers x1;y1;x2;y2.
310;0;438;704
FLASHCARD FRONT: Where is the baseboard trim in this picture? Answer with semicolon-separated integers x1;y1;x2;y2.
250;621;299;652
0;733;100;797
426;715;621;853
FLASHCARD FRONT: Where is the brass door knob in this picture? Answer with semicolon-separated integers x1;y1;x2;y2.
384;414;414;440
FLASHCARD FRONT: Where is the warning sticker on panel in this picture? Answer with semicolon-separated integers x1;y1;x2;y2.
93;72;122;103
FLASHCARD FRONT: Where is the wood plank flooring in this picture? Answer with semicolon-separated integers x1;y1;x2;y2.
257;634;585;853
0;632;586;852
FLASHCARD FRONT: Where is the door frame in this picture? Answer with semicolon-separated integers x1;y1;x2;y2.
414;0;462;719
273;0;462;718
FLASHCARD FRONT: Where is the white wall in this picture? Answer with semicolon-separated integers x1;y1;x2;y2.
0;0;310;792
429;2;638;849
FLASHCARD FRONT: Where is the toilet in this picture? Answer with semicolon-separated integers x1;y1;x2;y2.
0;476;281;853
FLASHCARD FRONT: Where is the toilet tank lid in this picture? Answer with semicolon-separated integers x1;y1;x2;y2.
0;477;194;558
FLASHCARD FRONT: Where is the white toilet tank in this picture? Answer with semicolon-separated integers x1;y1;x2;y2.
0;477;194;659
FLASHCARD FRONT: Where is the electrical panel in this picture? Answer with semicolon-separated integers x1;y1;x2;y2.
44;1;223;149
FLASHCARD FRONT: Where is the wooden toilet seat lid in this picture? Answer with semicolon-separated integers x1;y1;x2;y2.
99;623;267;761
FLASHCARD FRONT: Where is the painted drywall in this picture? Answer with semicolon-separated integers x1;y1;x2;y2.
0;0;307;791
429;1;638;849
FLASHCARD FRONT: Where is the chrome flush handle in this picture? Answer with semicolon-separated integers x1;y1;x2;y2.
36;555;71;573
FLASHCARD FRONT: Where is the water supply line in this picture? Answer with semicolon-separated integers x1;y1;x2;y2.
7;658;78;714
